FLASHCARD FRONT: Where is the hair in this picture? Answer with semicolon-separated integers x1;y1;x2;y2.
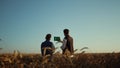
45;34;51;40
63;29;69;35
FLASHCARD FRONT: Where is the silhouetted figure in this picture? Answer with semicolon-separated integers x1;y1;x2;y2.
60;29;74;55
41;34;55;56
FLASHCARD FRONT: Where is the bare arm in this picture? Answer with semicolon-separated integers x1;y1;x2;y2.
57;38;63;43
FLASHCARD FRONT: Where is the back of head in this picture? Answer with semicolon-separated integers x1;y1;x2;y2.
45;34;51;40
63;29;69;35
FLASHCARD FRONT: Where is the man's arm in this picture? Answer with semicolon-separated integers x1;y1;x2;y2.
57;38;64;43
52;42;55;48
41;43;44;56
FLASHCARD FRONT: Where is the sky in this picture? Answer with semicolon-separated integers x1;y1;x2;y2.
0;0;120;53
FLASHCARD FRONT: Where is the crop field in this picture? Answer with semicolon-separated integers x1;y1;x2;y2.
0;52;120;68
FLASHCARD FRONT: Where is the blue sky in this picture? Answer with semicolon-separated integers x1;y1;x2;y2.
0;0;120;53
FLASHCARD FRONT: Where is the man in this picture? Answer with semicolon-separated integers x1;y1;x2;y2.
41;34;55;56
60;29;74;55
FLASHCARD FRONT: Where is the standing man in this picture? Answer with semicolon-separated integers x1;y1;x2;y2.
60;29;74;55
41;34;55;56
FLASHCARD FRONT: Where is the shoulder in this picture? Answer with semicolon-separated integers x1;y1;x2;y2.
41;41;45;46
46;41;53;45
41;41;48;45
49;41;53;45
70;36;73;39
69;36;73;40
41;41;46;44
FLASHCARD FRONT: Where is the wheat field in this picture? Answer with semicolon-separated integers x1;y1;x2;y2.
0;52;120;68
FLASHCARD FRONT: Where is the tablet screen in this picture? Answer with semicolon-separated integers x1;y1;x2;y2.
54;37;60;41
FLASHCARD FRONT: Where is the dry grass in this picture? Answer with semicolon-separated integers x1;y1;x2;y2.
0;52;120;68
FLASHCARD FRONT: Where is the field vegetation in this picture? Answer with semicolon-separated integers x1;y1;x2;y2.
0;51;120;68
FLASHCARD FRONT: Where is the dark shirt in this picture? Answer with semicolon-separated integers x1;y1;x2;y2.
41;40;55;56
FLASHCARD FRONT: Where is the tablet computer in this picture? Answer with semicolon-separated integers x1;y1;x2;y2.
54;37;60;41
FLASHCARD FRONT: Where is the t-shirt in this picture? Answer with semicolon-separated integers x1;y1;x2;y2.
41;40;55;56
61;39;67;50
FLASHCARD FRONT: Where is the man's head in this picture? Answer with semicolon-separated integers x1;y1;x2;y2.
63;29;69;36
45;34;51;40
